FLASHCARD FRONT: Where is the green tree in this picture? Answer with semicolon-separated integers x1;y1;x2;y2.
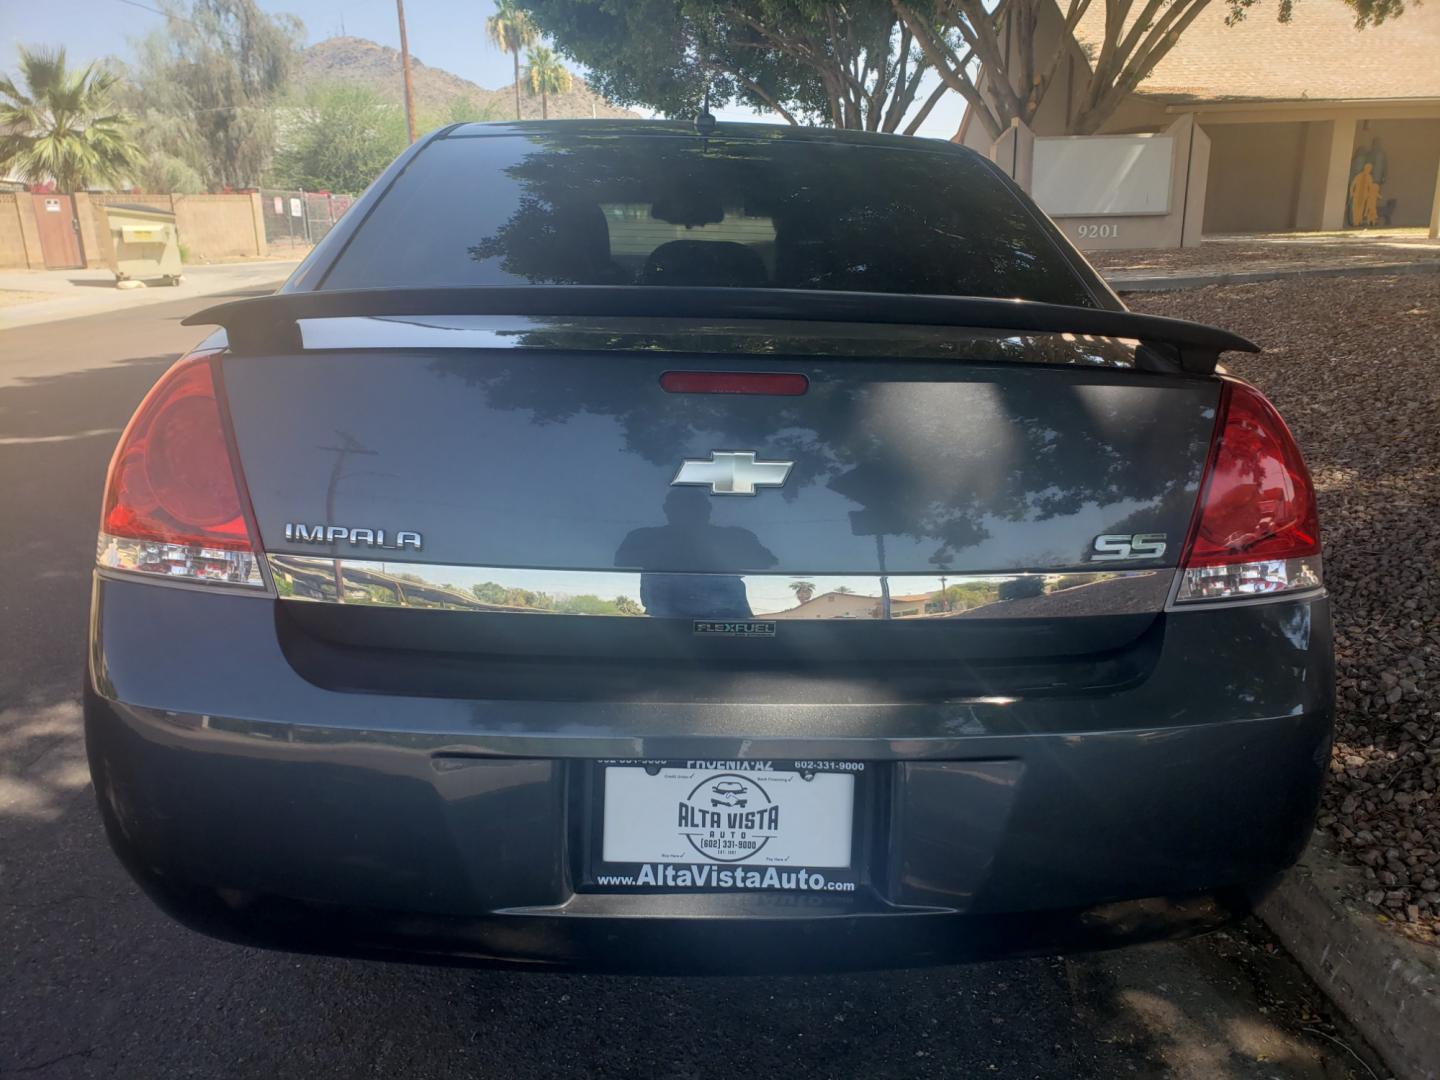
487;0;540;120
895;0;1410;138
273;82;409;192
112;36;209;193
438;94;499;125
128;0;302;189
515;1;951;131
789;580;816;604
524;45;572;119
0;46;139;192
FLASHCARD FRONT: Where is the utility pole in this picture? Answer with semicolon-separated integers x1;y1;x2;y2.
395;0;417;144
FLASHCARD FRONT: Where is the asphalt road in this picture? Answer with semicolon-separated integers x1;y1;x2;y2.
0;294;1382;1079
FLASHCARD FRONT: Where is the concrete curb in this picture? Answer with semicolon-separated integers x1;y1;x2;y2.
1257;839;1440;1080
1108;258;1440;293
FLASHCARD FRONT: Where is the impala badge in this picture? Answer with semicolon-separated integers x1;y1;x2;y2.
284;524;423;551
671;452;793;496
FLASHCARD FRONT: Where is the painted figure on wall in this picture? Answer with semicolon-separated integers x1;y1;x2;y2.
1347;137;1388;227
1350;162;1381;228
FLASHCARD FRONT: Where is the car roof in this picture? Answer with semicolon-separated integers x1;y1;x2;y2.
437;118;985;158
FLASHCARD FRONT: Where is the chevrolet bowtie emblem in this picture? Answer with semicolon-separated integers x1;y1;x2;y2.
671;451;794;496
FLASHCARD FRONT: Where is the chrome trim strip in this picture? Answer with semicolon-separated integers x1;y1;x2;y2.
267;555;1173;620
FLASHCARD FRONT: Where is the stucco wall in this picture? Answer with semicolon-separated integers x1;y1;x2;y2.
1203;121;1310;233
1358;118;1440;227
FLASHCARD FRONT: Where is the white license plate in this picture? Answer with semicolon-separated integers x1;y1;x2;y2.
601;762;856;869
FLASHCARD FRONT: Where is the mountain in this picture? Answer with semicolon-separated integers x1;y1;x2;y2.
297;37;640;122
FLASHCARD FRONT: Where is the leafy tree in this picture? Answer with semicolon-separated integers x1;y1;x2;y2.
895;0;1409;138
517;0;952;131
471;581;509;604
924;581;996;612
487;0;540;120
128;0;302;189
112;35;210;192
524;45;573;119
272;82;409;192
0;46;140;192
127;115;208;193
788;580;816;603
612;595;644;616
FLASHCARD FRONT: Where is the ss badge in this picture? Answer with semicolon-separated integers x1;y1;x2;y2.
1090;532;1168;562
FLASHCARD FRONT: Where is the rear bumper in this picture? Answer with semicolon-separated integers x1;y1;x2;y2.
85;574;1333;972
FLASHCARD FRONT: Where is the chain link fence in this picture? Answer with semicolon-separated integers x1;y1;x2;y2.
260;191;358;250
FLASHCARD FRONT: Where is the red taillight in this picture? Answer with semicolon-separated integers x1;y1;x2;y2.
98;353;264;587
1182;379;1320;568
660;371;809;395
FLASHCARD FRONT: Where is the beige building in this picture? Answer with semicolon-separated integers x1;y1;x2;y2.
769;591;884;620
959;1;1440;245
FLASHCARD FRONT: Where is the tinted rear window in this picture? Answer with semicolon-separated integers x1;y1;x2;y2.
321;130;1095;305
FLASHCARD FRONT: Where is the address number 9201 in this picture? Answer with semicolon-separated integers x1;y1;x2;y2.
1076;224;1120;239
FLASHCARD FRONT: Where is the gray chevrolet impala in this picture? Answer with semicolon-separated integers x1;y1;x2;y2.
84;120;1331;972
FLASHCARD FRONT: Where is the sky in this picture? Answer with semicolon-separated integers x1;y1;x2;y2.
0;0;968;140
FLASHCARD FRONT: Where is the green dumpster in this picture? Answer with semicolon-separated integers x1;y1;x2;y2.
102;203;183;286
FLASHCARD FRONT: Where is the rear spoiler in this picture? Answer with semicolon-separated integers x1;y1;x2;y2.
183;286;1258;375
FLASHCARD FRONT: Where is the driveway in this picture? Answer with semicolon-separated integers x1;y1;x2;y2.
0;294;1382;1079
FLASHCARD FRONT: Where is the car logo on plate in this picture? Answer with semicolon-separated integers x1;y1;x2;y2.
671;451;793;496
676;773;781;862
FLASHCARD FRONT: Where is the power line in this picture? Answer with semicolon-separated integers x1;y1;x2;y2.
112;0;194;27
110;0;246;48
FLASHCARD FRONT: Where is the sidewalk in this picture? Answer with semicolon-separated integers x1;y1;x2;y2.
0;258;302;331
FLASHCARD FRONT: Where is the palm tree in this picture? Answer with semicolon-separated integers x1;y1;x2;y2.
485;1;538;121
789;581;817;605
524;46;572;120
0;46;139;193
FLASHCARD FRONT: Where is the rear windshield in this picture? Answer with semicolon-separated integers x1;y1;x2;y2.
320;130;1095;306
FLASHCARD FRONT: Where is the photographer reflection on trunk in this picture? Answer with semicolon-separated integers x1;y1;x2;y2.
615;488;777;618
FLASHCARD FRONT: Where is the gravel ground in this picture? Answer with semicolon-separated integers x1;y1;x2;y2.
1129;274;1440;944
1092;229;1440;277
